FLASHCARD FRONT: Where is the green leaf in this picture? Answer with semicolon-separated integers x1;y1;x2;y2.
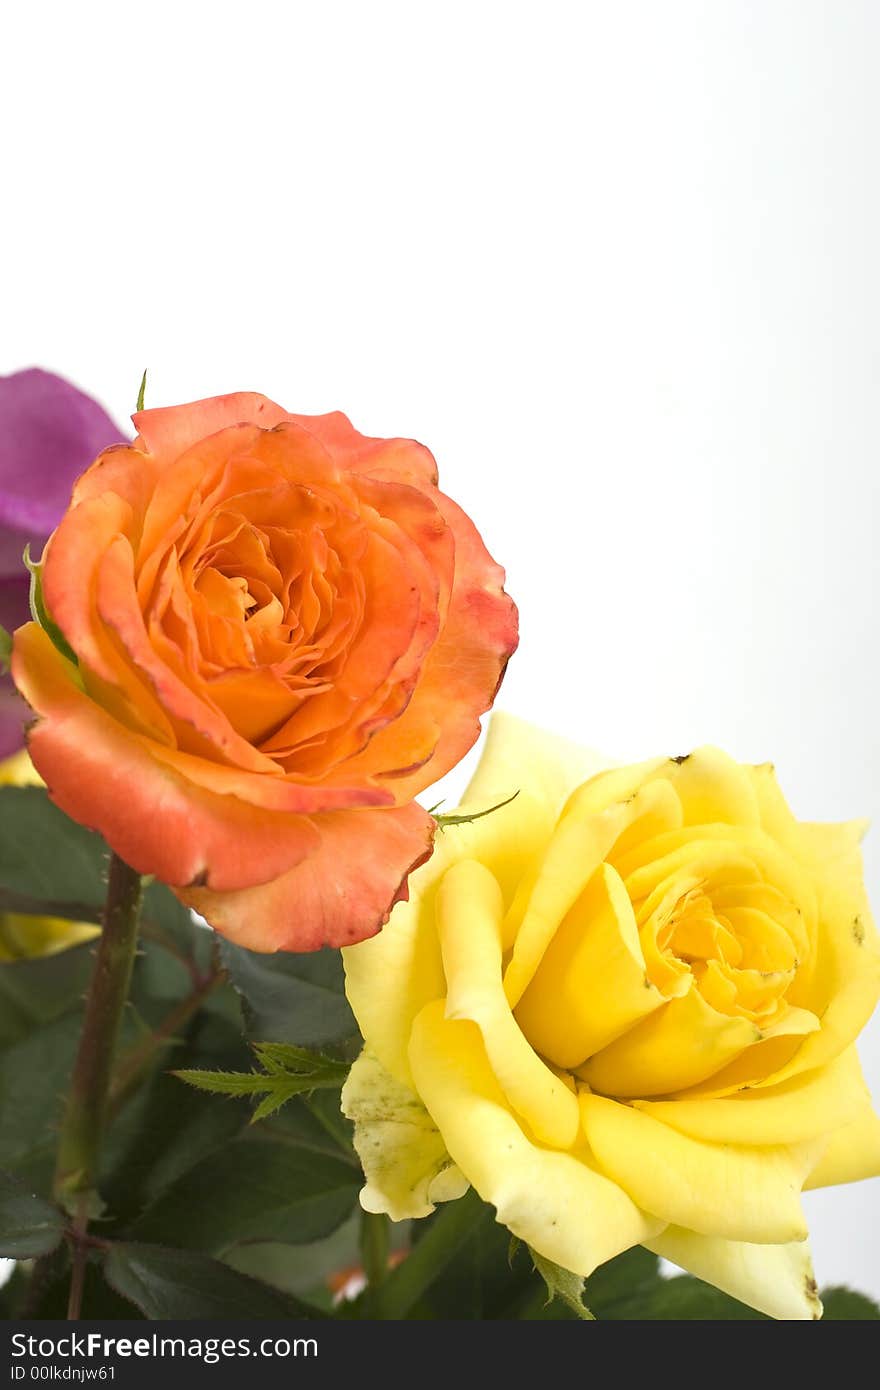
619;1273;765;1320
821;1286;880;1320
0;1011;83;1187
103;1242;322;1319
220;942;359;1052
530;1249;594;1320
0;786;106;905
435;791;519;830
0;626;11;674
127;1137;359;1252
136;369;147;412
23;545;77;666
584;1245;661;1317
262;1089;357;1163
98;1012;252;1225
174;1068;280;1098
0;940;94;1049
174;1041;350;1121
0;1169;65;1257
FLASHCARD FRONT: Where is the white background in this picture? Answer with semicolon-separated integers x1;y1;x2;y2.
3;0;878;1299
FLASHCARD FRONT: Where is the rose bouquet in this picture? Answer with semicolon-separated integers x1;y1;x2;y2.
0;371;877;1324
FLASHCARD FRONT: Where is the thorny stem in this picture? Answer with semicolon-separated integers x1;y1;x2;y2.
52;852;144;1319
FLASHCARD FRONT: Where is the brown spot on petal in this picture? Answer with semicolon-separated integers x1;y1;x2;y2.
670;753;691;765
853;915;866;946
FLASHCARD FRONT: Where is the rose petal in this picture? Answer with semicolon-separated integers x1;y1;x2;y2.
409;1001;662;1277
12;622;321;891
647;1228;821;1320
179;800;435;951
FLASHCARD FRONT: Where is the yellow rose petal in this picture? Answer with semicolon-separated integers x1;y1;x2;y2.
438;859;579;1148
461;710;612;816
580;986;764;1096
634;1048;869;1145
580;1092;815;1243
657;747;761;828
647;1227;821;1320
343;792;550;1088
341;1050;468;1221
515;863;667;1069
804;1103;880;1190
504;780;677;1009
409;1001;662;1277
0;749;44;787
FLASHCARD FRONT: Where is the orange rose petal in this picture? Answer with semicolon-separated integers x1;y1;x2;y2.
69;440;161;517
290;411;440;488
97;534;280;774
13;624;321;891
349;490;518;795
179;800;435;952
132;392;289;458
145;738;394;812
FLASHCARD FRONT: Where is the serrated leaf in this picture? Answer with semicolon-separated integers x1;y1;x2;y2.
530;1249;594;1320
435;790;519;830
128;1138;359;1252
104;1242;322;1319
173;1069;278;1098
0;626;11;674
0;1169;65;1257
23;545;77;666
219;941;358;1051
174;1042;349;1121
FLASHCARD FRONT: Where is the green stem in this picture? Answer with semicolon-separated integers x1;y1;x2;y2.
359;1210;390;1315
53;852;143;1318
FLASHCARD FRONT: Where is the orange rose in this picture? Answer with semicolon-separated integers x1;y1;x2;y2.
11;394;517;951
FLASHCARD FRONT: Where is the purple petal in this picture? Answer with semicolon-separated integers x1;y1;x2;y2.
0;368;125;536
0;574;31;756
0;682;28;760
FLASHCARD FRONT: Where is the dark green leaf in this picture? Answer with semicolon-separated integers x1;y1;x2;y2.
0;787;105;905
220;941;358;1051
0;1169;65;1257
584;1245;661;1316
821;1286;880;1320
99;1015;251;1225
261;1090;357;1163
128;1137;359;1252
27;1257;148;1320
24;545;78;665
619;1273;765;1320
0;940;94;1049
0;1011;82;1188
103;1242;322;1319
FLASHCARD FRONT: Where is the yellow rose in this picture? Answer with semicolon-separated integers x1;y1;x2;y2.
342;714;880;1320
0;750;99;960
